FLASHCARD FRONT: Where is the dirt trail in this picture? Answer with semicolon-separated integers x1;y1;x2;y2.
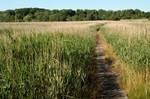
92;32;128;99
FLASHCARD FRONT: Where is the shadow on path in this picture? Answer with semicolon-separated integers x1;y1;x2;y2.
90;32;128;99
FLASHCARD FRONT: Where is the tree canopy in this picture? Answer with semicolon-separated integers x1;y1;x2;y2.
0;8;149;22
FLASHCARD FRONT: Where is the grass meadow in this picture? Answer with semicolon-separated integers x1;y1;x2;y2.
0;21;149;99
101;21;150;99
0;22;96;98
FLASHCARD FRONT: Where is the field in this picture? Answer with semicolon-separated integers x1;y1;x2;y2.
100;21;150;99
0;21;150;99
0;22;98;98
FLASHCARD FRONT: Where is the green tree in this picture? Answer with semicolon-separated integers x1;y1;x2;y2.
23;14;33;21
0;8;149;22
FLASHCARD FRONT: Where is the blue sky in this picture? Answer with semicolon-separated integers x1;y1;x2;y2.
0;0;149;11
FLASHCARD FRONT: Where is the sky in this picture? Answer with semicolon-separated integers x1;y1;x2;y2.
0;0;149;12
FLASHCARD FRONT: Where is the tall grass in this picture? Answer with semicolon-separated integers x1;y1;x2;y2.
0;30;95;98
103;32;150;70
0;21;100;35
101;22;150;99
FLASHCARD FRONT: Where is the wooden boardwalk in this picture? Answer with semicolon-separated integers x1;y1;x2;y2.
92;33;128;99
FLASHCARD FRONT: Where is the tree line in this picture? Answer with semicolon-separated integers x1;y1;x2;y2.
0;8;150;22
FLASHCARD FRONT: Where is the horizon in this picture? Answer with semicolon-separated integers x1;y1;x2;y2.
0;0;150;12
0;7;149;12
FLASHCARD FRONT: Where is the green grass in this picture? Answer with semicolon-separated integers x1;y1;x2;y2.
101;28;150;99
102;31;150;70
0;31;95;98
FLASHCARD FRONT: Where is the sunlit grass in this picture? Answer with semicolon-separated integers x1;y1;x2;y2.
101;22;150;99
0;29;95;98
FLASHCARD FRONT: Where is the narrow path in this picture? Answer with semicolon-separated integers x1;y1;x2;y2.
93;33;128;99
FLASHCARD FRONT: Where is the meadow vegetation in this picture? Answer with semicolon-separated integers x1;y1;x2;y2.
0;21;150;99
101;21;150;99
0;23;95;98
